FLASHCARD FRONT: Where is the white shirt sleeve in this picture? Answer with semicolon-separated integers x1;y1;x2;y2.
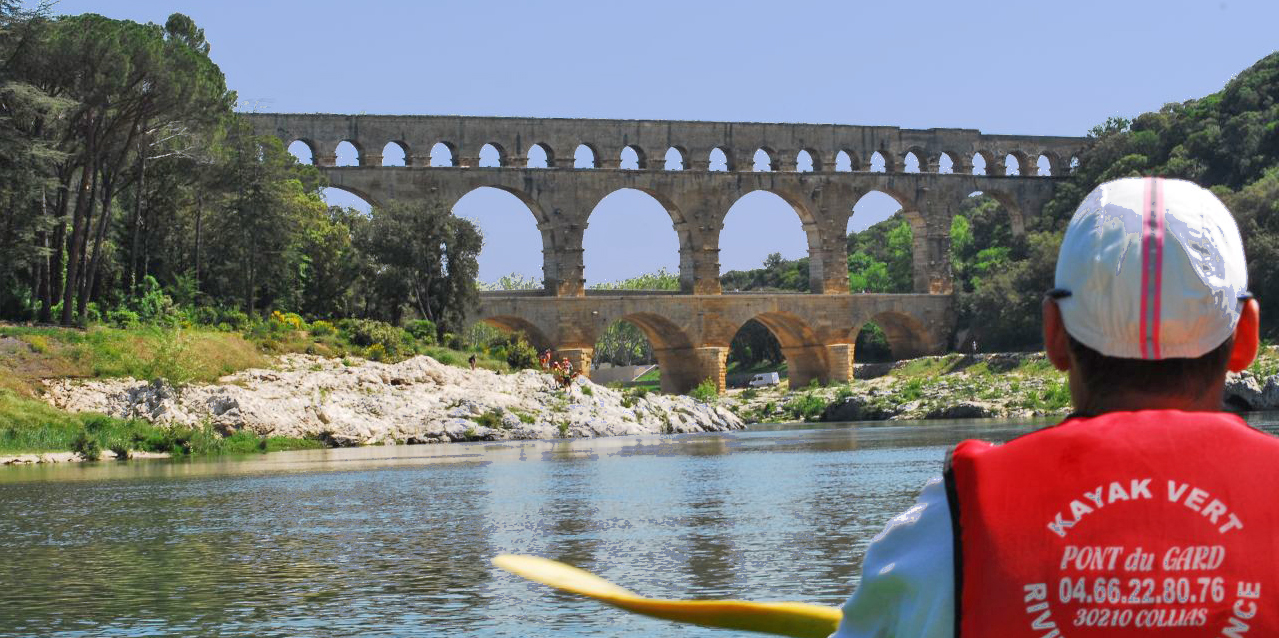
829;475;955;638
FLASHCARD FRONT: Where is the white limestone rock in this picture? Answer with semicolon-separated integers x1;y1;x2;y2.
41;354;743;446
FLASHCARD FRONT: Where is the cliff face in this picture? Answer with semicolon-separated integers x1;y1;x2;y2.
42;355;743;446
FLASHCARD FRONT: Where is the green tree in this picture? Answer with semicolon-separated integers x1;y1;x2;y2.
358;199;482;332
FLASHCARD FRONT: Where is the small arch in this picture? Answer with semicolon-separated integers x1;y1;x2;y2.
902;151;921;173
575;143;598;169
835;150;855;172
796;149;817;172
1036;154;1052;176
971;152;990;175
381;141;407;166
287;139;316;165
335;140;360;166
938;152;954;174
430;142;457;167
966;190;1026;237
479;143;505;167
753;148;774;172
1004;152;1026;176
480;316;552;353
709;147;730;171
620;145;645;170
869;151;889;173
527;143;553;169
664;147;685;171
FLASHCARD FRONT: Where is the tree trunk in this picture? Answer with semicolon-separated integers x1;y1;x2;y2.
61;152;96;326
37;188;52;323
80;174;116;322
73;168;100;319
193;194;202;292
49;176;70;310
128;144;145;297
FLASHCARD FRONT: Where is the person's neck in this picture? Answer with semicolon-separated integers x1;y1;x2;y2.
1074;385;1226;415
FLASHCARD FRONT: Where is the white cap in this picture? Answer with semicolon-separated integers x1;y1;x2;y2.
1052;177;1249;360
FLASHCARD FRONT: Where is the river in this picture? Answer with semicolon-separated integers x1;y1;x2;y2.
2;415;1276;638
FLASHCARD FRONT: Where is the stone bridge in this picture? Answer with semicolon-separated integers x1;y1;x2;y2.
246;113;1087;391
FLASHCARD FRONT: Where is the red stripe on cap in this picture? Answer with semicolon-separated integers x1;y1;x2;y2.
1140;178;1152;359
1151;178;1165;359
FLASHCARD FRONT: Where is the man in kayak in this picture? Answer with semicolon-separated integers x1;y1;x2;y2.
833;177;1277;637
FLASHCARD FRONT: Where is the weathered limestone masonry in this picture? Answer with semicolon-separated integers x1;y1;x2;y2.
246;113;1086;392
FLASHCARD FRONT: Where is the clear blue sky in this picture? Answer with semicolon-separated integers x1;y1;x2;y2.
52;0;1279;285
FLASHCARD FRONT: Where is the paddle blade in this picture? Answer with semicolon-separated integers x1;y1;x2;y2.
492;554;843;638
493;554;639;599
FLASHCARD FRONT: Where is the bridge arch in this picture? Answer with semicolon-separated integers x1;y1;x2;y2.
287;139;318;165
431;141;457;167
854;310;933;362
739;311;829;387
479;142;508;167
720;189;818;283
481;315;553;352
665;146;686;170
584;188;684;287
335;140;361;166
575;143;599;168
709;147;732;171
381;141;408;166
835;150;857;172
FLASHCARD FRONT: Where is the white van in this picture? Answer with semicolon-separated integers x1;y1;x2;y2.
747;372;780;387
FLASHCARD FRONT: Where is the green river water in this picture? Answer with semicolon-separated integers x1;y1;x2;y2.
2;416;1275;637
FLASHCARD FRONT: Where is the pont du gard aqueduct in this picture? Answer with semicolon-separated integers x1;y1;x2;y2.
246;113;1088;393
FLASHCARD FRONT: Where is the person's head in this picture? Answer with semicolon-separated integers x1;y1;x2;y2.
1042;177;1260;413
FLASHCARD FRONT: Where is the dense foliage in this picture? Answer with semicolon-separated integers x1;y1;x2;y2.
0;9;481;336
964;51;1279;346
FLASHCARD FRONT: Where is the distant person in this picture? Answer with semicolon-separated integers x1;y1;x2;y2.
832;178;1279;637
468;354;477;370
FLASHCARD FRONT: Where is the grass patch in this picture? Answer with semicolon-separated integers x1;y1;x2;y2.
783;392;827;422
0;388;320;456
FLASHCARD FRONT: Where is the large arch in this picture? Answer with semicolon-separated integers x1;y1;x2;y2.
598;311;699;394
584;188;683;287
737;311;829;387
719;190;817;286
481;315;552;353
854;310;932;362
320;185;377;212
453;186;546;286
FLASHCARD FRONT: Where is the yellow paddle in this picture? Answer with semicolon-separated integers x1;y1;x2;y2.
492;554;843;638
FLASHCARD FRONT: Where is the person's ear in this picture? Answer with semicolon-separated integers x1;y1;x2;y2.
1043;297;1071;371
1227;298;1261;373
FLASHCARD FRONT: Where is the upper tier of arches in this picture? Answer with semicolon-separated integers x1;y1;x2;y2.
255;113;1087;179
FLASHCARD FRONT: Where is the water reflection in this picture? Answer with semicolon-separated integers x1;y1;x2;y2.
1;416;1274;637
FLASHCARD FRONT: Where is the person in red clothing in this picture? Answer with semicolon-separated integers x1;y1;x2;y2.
834;177;1276;638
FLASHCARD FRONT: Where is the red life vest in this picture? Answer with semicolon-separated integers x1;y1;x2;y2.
946;410;1279;637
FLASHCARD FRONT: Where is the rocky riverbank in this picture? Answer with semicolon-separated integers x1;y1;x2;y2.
39;354;743;447
721;350;1279;424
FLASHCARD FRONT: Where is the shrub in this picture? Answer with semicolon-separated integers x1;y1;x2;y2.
783;393;827;422
580;384;594;396
405;319;437;344
270;310;306;331
220;308;250;331
689;378;718;403
133;276;178;325
740;388;759;400
71;430;101;461
309;320;336;337
474;408;504;429
341;319;406;356
557;421;570;437
364;343;388;362
105;308;140;329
